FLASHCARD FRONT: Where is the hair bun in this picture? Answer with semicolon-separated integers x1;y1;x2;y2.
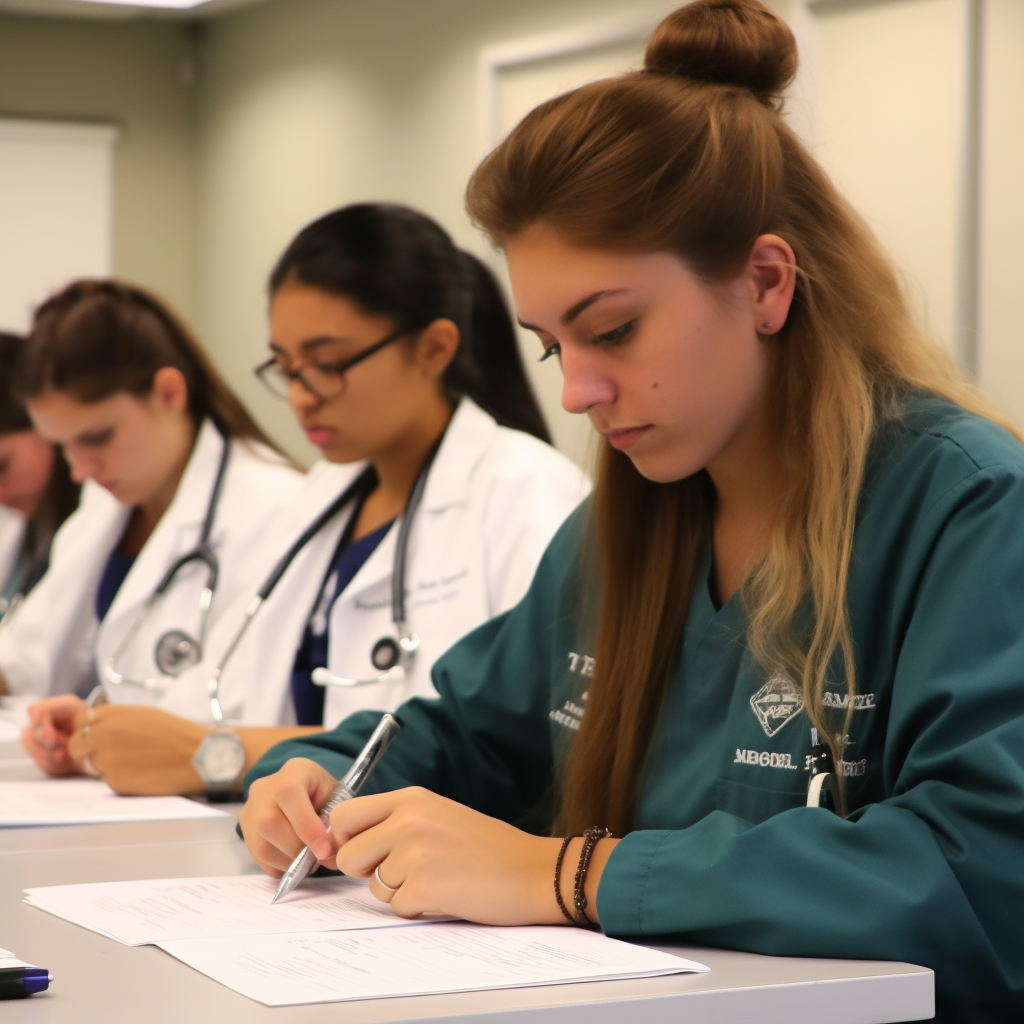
644;0;797;103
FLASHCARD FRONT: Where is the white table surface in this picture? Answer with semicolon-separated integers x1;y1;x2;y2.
0;741;934;1022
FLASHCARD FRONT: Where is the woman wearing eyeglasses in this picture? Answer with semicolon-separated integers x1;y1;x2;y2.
22;204;588;795
1;281;303;723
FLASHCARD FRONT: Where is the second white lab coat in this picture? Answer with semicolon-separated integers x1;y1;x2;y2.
0;421;304;698
158;399;590;726
0;506;25;598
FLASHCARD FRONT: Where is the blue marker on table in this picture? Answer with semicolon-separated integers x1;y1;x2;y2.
0;965;52;999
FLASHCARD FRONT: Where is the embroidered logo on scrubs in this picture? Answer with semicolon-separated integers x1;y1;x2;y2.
550;691;587;732
750;675;805;737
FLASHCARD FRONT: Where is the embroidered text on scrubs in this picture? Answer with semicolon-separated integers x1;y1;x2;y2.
566;652;595;676
821;692;876;710
733;749;800;770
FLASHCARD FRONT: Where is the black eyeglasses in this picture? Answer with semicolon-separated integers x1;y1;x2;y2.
254;327;409;401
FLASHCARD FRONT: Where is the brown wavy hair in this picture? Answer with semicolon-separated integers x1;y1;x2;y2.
467;0;1018;831
16;280;277;450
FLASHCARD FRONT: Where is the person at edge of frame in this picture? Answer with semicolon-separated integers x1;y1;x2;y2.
0;331;80;623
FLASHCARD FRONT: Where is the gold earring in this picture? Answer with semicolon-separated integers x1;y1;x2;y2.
761;321;772;331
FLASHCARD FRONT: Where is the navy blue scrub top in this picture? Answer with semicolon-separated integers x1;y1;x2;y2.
290;518;394;726
95;551;137;622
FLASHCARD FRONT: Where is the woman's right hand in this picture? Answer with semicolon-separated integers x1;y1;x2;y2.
240;757;341;876
21;695;87;777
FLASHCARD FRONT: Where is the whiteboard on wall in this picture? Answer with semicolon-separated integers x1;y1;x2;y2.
0;118;118;333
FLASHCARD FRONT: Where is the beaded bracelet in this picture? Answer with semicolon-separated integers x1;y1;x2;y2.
554;833;580;925
573;826;612;928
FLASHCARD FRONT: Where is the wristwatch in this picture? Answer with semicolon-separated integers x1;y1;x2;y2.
191;728;246;796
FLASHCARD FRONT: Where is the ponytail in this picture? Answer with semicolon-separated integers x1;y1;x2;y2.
270;203;550;442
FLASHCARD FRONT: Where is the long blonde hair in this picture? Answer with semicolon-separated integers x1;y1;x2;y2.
467;0;1018;832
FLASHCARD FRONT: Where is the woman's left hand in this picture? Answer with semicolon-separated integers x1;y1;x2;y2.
331;786;620;926
66;705;207;795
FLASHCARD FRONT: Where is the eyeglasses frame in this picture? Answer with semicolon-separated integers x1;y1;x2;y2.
254;325;410;400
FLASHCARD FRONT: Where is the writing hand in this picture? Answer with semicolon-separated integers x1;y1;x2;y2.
241;757;341;876
332;787;621;926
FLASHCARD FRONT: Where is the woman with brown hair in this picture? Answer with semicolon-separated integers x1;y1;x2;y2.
238;3;1024;1019
0;280;302;714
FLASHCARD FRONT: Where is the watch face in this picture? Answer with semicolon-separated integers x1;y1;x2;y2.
196;733;246;785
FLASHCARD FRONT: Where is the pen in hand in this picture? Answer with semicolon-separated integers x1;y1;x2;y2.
271;712;402;904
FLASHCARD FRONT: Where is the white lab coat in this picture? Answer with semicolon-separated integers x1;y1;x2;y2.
0;506;25;598
159;399;590;726
0;420;304;698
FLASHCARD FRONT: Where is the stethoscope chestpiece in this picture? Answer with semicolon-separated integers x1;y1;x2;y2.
371;636;401;672
154;629;203;677
312;632;419;689
370;632;420;672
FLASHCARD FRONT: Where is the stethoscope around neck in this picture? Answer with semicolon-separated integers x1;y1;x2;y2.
100;427;232;692
193;445;438;723
309;451;433;690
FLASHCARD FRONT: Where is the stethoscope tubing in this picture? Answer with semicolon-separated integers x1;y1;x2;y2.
104;429;441;718
101;426;232;689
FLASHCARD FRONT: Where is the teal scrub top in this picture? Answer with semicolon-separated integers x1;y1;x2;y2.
246;395;1024;1024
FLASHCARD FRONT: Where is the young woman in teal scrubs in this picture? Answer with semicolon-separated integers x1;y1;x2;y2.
239;2;1024;1020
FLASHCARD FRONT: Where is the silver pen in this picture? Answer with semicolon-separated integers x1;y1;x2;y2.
271;712;402;903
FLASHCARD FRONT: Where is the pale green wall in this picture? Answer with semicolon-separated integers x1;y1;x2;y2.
0;0;795;462
0;14;200;324
194;0;692;461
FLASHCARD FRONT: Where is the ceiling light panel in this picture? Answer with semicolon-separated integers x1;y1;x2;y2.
75;0;212;8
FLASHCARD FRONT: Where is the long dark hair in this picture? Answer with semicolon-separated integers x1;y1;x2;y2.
15;280;277;449
269;203;550;443
0;331;80;537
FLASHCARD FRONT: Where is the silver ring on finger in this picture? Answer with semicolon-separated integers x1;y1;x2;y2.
81;724;91;742
374;864;400;899
81;754;100;778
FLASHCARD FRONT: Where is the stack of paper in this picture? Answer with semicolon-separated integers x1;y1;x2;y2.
0;946;40;969
0;779;229;826
24;874;443;944
25;874;708;1006
159;924;705;1006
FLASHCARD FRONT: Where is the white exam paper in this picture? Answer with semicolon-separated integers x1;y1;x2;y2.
0;778;228;826
0;947;42;970
158;923;709;1006
24;874;443;945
